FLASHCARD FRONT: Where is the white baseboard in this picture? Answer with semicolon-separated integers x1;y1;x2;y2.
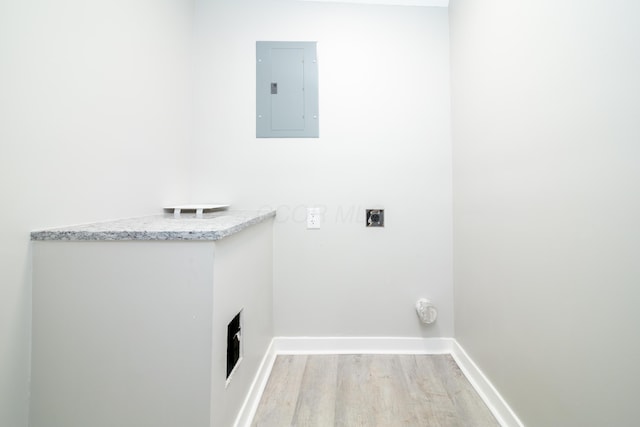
232;339;277;427
273;336;454;354
233;336;523;427
451;341;524;427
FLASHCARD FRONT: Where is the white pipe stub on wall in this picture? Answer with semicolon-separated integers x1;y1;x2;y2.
416;298;438;324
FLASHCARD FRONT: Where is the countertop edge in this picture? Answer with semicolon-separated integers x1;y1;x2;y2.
30;210;276;242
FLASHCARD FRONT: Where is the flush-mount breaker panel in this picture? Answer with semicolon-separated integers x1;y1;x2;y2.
256;41;319;138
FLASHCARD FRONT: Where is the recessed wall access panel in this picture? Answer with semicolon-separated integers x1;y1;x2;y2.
256;41;319;138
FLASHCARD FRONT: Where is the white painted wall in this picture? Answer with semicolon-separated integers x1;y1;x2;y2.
450;0;640;425
0;1;192;425
191;0;453;338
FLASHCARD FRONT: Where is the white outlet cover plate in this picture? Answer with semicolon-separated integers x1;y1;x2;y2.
307;207;321;229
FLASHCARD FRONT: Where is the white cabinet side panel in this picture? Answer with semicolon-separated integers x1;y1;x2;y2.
30;241;215;427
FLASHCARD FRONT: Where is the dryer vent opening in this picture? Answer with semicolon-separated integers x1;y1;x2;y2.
226;310;243;382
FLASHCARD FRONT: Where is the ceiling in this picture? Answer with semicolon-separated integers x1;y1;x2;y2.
297;0;449;7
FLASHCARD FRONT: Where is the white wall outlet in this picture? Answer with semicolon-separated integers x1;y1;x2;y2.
307;207;321;229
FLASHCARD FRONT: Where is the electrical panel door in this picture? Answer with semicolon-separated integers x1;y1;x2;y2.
256;41;318;138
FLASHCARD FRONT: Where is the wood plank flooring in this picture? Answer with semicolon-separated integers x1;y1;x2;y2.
251;354;499;427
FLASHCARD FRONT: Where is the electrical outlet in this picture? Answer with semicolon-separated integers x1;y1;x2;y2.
307;207;321;229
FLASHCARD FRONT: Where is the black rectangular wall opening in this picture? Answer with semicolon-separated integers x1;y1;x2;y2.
226;311;242;380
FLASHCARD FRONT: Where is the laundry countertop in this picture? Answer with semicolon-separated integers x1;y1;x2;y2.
30;209;276;241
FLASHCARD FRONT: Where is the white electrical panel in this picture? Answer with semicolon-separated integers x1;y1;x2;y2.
256;41;319;138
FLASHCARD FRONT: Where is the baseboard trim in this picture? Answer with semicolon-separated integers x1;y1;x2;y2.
451;341;524;427
273;336;454;354
234;336;523;427
232;339;277;427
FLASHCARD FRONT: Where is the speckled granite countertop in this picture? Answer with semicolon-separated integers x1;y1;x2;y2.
31;209;276;241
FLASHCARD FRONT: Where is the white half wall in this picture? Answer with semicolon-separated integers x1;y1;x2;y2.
192;0;453;338
450;0;640;425
0;1;193;425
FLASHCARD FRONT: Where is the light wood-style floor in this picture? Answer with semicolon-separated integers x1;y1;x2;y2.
251;354;499;427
